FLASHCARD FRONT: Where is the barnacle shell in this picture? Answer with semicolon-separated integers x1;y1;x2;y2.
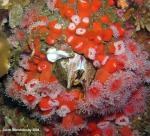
0;31;10;77
54;53;96;90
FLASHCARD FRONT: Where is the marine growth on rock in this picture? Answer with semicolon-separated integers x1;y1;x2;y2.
2;0;150;136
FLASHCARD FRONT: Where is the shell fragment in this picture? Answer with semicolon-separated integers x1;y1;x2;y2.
47;47;73;62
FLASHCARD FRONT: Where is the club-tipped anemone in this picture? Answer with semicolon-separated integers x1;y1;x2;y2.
97;121;117;136
103;71;141;108
144;62;150;83
71;15;81;26
121;53;143;73
116;52;137;71
25;79;40;93
36;81;65;99
56;105;71;117
110;25;119;38
124;86;146;116
116;39;149;75
54;113;86;136
103;113;118;121
119;125;134;136
102;125;116;136
32;108;56;122
5;79;24;98
28;21;47;33
13;68;27;86
56;93;78;114
38;96;53;111
21;7;39;28
46;0;57;11
77;100;97;116
57;92;75;103
87;47;96;60
77;70;144;117
124;39;142;56
86;81;104;103
21;93;40;109
97;121;111;130
19;55;30;70
115;115;130;126
140;51;149;60
97;102;120;116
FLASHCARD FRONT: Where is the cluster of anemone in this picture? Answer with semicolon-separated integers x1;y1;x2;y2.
5;0;150;135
